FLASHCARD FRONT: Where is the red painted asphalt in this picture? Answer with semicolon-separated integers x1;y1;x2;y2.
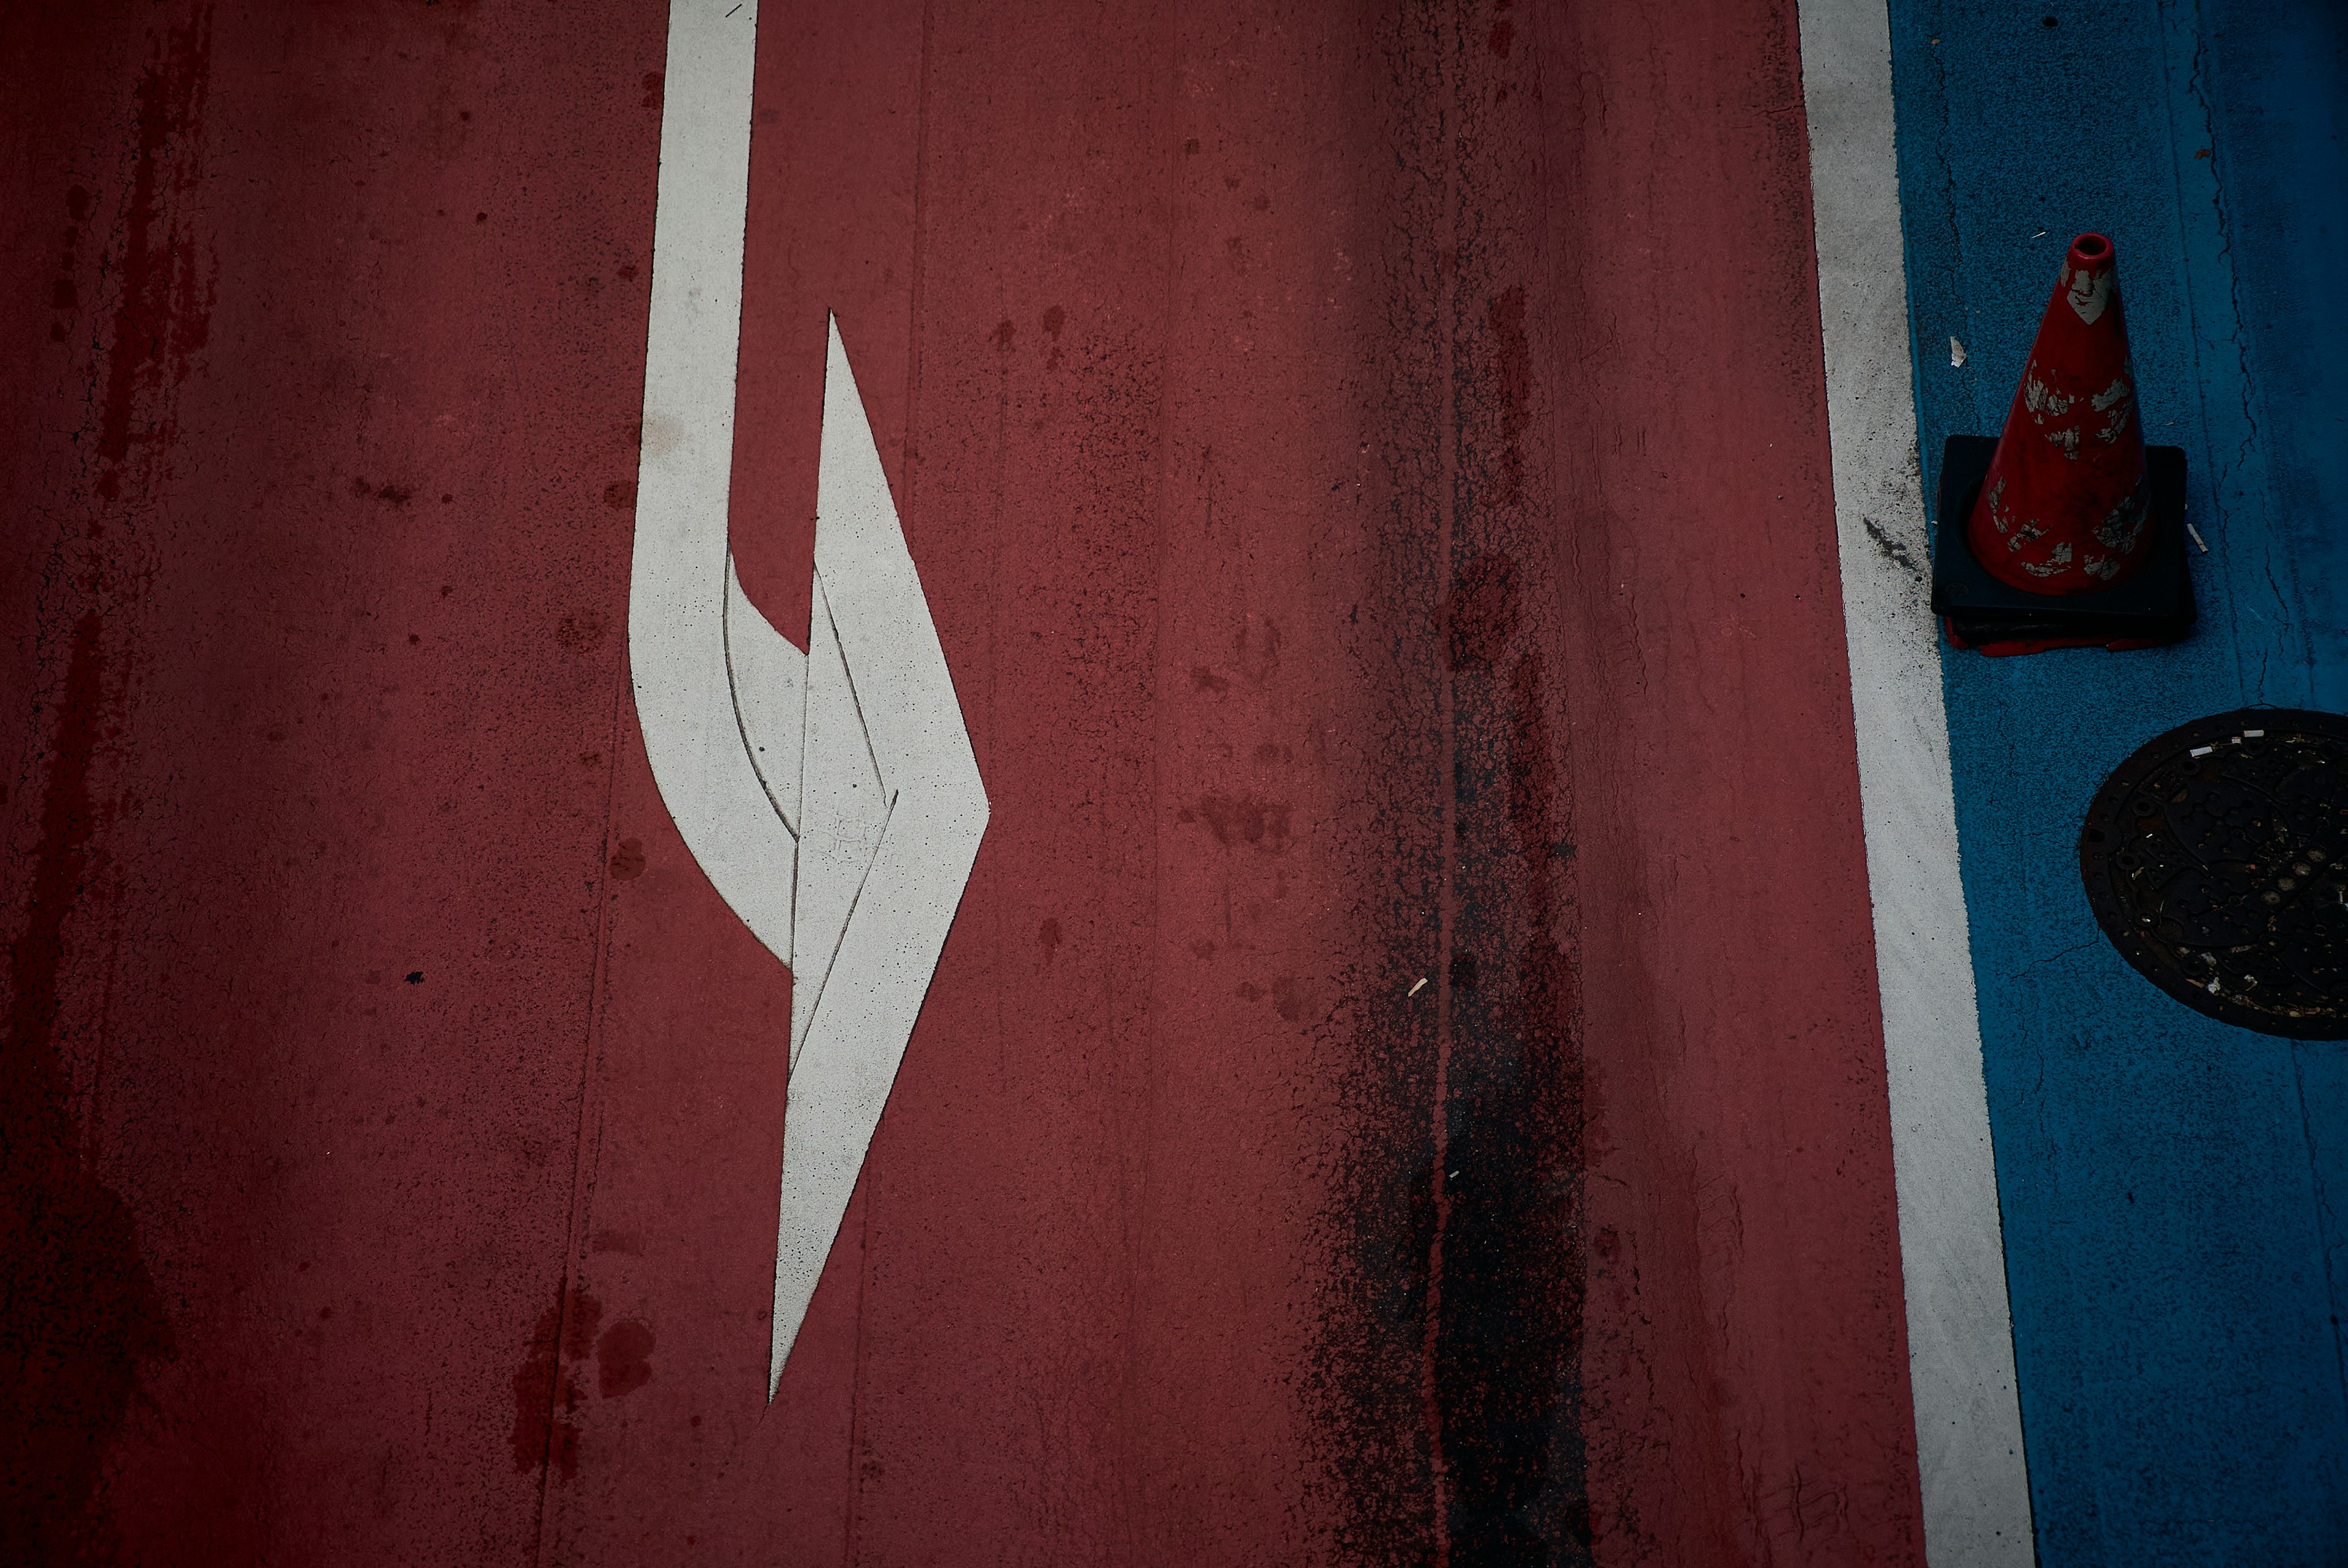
2;1;1919;1561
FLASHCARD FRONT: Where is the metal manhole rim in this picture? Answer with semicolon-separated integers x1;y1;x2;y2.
2079;705;2348;1041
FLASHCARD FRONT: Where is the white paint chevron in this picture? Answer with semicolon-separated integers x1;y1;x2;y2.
791;569;888;1078
770;322;990;1394
628;0;989;1401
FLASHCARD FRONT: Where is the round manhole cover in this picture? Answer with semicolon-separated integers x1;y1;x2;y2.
2081;709;2348;1038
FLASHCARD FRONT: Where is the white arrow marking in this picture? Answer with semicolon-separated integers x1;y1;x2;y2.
629;0;989;1400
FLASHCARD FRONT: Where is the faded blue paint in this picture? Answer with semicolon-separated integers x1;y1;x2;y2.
1887;1;2348;1562
2197;4;2348;709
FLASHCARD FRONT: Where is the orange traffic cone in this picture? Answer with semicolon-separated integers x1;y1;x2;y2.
1928;233;2193;656
1968;234;2150;592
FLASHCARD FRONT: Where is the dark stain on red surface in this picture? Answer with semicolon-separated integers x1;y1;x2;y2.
561;1288;604;1363
602;479;637;510
558;613;608;652
1304;23;1590;1553
1424;206;1589;1568
639;71;663;111
511;1289;570;1478
608;837;646;880
1447;552;1523;671
1233;616;1282;684
1298;17;1456;1556
511;1282;606;1482
1193;793;1293;852
1438;626;1590;1563
1036;916;1061;968
1272;975;1312;1023
0;613;174;1565
593;1320;654;1399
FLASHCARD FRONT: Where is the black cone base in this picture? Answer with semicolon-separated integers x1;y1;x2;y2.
1930;434;2195;653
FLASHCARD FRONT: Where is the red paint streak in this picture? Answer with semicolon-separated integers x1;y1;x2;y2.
7;0;671;1556
0;13;216;1556
97;13;213;472
510;1288;566;1477
1534;1;1922;1556
0;612;172;1565
1486;285;1530;507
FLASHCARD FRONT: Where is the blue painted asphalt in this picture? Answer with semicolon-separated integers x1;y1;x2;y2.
1888;1;2348;1561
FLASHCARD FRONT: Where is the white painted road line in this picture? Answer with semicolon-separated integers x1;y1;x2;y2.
630;0;990;1399
1796;1;2038;1562
629;0;788;961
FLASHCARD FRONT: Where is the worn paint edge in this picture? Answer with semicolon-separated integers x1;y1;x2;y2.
1793;1;2038;1562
